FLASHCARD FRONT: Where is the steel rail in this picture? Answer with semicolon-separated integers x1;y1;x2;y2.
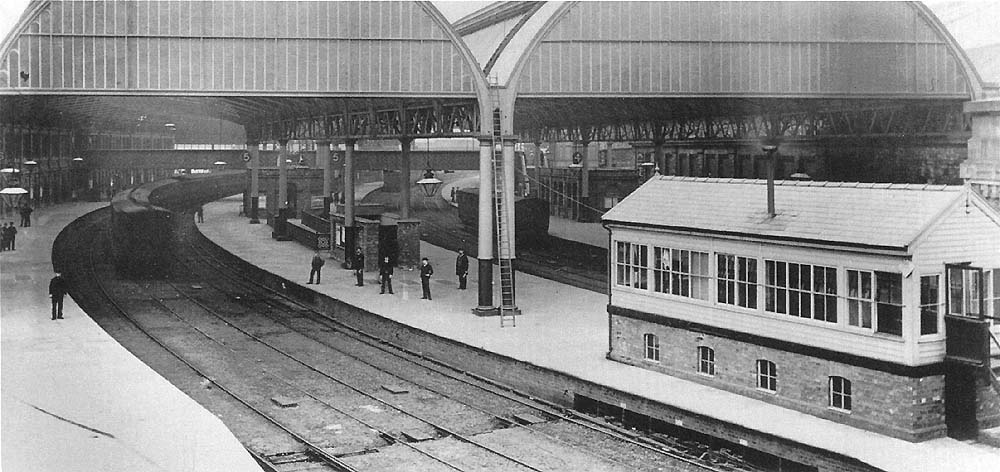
155;261;544;472
144;280;477;472
179;213;749;472
61;210;360;472
168;250;664;472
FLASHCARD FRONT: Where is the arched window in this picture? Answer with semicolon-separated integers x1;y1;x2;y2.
643;333;660;362
697;346;715;376
829;376;852;411
756;360;777;392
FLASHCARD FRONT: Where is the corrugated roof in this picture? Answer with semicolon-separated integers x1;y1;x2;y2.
601;177;966;249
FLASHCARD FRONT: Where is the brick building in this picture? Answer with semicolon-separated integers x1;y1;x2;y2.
602;176;1000;441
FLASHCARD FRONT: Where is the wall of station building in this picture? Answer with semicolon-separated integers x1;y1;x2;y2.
0;125;85;212
608;308;1000;442
530;138;968;222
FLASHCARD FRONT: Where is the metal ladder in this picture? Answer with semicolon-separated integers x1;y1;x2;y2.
490;105;517;327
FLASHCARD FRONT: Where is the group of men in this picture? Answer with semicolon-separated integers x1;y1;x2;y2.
1;205;33;252
307;247;472;301
0;222;16;251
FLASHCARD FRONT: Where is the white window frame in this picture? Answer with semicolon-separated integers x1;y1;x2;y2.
988;270;1000;327
697;346;715;377
846;269;874;330
765;260;837;323
919;274;941;336
643;333;660;362
875;271;904;336
653;247;711;301
717;254;758;309
615;242;648;290
829;376;852;412
947;265;984;318
756;359;777;393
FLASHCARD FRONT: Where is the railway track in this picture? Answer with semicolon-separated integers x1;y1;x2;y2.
56;203;764;471
361;188;608;294
55;208;364;472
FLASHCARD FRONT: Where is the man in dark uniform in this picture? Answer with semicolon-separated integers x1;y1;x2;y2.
353;248;365;286
0;222;9;251
5;222;16;250
196;205;205;223
307;251;325;284
419;257;433;300
455;249;469;290
379;256;394;294
19;205;32;227
49;272;68;320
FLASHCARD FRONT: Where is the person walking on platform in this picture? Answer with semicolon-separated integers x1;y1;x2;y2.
419;257;434;300
455;249;469;290
307;251;325;284
353;248;365;287
49;272;68;320
196;205;205;223
19;205;32;227
379;256;394;294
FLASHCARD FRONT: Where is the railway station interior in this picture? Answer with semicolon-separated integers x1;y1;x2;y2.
1;1;999;471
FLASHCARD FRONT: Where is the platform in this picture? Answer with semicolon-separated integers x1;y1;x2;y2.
199;196;1000;472
0;202;262;472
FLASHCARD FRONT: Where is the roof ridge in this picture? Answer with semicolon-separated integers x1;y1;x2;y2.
655;175;962;191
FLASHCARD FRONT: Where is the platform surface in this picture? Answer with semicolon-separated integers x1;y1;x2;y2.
0;202;262;472
200;196;1000;472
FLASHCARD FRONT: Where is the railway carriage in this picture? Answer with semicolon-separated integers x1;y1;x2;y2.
456;187;550;247
602;176;1000;442
109;171;244;277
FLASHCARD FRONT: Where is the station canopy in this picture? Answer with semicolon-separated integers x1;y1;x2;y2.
0;0;491;143
0;1;986;145
455;1;984;141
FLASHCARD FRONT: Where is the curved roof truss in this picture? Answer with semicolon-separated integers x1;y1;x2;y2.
498;1;983;100
0;1;493;140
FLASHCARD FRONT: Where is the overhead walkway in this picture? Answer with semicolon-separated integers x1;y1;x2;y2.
0;202;262;472
199;197;1000;472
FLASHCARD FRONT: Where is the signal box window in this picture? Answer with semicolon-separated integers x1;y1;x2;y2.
829;376;852;412
697;346;715;376
756;360;777;392
643;333;660;362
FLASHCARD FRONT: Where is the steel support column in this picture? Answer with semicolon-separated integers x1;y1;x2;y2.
343;139;357;266
274;139;290;239
248;142;261;223
399;138;412;219
317;139;332;215
277;139;289;210
475;136;495;313
502;137;517;262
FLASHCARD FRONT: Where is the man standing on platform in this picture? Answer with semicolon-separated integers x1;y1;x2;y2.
307;251;325;284
353;248;365;287
419;257;434;300
0;222;8;251
455;249;469;290
49;272;68;320
19;205;32;227
5;222;16;250
379;256;394;294
196;205;205;223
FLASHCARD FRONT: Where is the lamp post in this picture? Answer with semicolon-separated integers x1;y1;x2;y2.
23;160;37;207
71;157;84;200
213;160;227;172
